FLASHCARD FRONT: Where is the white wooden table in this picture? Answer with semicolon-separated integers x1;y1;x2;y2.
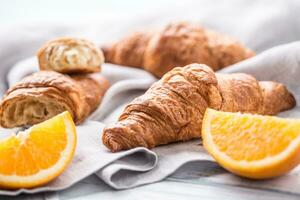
3;175;300;200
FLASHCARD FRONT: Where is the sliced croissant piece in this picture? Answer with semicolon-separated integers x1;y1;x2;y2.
37;38;104;74
0;71;109;128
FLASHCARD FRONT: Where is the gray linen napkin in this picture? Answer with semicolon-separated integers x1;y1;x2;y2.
0;121;157;196
96;41;300;191
1;0;300;196
1;41;300;196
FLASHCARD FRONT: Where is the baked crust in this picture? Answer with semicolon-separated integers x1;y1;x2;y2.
144;23;216;77
103;32;152;68
103;22;255;77
0;71;109;128
102;64;296;152
205;30;254;70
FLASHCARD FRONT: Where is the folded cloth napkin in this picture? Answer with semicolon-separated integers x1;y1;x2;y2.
1;0;300;196
1;41;300;196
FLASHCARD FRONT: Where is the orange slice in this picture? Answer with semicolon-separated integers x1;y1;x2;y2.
0;111;76;189
202;108;300;179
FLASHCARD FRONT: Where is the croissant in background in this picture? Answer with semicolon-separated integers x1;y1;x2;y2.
102;64;296;152
37;38;104;74
0;71;109;128
103;22;254;77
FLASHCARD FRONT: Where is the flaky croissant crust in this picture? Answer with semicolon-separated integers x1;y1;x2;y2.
0;71;109;128
103;64;296;152
103;22;255;77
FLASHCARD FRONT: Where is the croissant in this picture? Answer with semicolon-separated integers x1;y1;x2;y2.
103;22;254;77
0;71;109;128
102;64;296;152
37;38;104;74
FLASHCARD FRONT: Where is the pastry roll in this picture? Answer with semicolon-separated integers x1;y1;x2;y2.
102;64;295;152
103;22;255;77
37;38;104;74
0;71;109;128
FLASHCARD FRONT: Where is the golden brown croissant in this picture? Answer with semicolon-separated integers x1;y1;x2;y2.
0;71;109;128
37;38;104;74
103;22;254;77
102;64;296;152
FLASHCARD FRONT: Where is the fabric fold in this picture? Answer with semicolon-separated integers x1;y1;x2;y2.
0;121;157;196
1;34;300;197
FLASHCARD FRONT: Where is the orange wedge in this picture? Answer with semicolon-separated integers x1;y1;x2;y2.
0;111;76;189
202;108;300;179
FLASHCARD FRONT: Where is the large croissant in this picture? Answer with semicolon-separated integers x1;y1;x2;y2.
103;22;254;77
102;64;296;152
0;71;109;128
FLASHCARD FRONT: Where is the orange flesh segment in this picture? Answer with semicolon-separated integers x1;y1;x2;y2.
210;111;300;161
0;113;67;176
